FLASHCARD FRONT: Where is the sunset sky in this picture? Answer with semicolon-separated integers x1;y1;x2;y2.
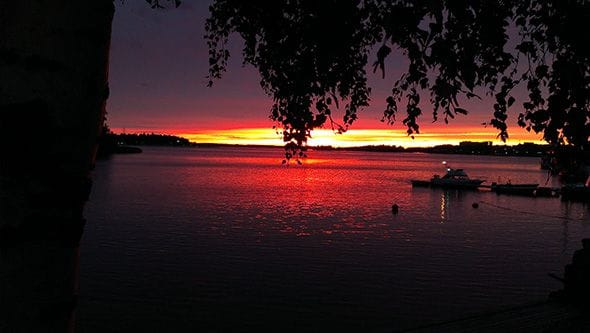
108;1;544;148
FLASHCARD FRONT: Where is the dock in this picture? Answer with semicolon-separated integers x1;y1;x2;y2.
413;181;561;198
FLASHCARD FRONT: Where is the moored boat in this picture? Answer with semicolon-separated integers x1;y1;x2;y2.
491;182;539;196
411;162;484;190
534;186;560;198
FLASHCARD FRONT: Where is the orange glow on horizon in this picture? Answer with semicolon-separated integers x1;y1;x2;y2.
113;126;545;148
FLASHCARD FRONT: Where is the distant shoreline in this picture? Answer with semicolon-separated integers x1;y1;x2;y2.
189;142;551;158
100;132;553;158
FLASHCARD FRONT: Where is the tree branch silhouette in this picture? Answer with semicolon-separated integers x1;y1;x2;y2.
206;0;589;161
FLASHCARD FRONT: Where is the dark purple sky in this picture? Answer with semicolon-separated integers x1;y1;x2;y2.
107;1;541;144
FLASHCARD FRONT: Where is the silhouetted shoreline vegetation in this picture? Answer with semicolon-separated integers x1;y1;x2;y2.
97;131;196;158
102;134;557;158
188;141;555;158
109;132;196;147
316;141;553;157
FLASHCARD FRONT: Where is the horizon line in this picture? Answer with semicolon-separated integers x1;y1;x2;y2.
110;127;546;148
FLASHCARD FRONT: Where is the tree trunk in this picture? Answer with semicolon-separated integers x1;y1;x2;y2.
0;1;114;331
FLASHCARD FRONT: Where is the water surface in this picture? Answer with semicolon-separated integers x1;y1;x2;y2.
79;147;590;332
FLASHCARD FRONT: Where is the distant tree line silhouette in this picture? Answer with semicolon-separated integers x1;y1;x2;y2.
107;132;194;147
97;123;195;157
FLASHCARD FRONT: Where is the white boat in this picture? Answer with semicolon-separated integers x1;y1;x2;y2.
411;162;484;189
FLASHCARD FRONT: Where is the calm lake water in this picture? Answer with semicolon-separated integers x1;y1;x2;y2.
78;147;590;332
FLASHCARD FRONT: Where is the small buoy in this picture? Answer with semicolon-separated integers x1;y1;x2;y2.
472;202;479;209
391;204;399;214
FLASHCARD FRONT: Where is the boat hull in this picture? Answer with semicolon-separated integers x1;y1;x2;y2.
491;183;539;196
534;187;560;198
429;179;484;189
411;180;431;187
